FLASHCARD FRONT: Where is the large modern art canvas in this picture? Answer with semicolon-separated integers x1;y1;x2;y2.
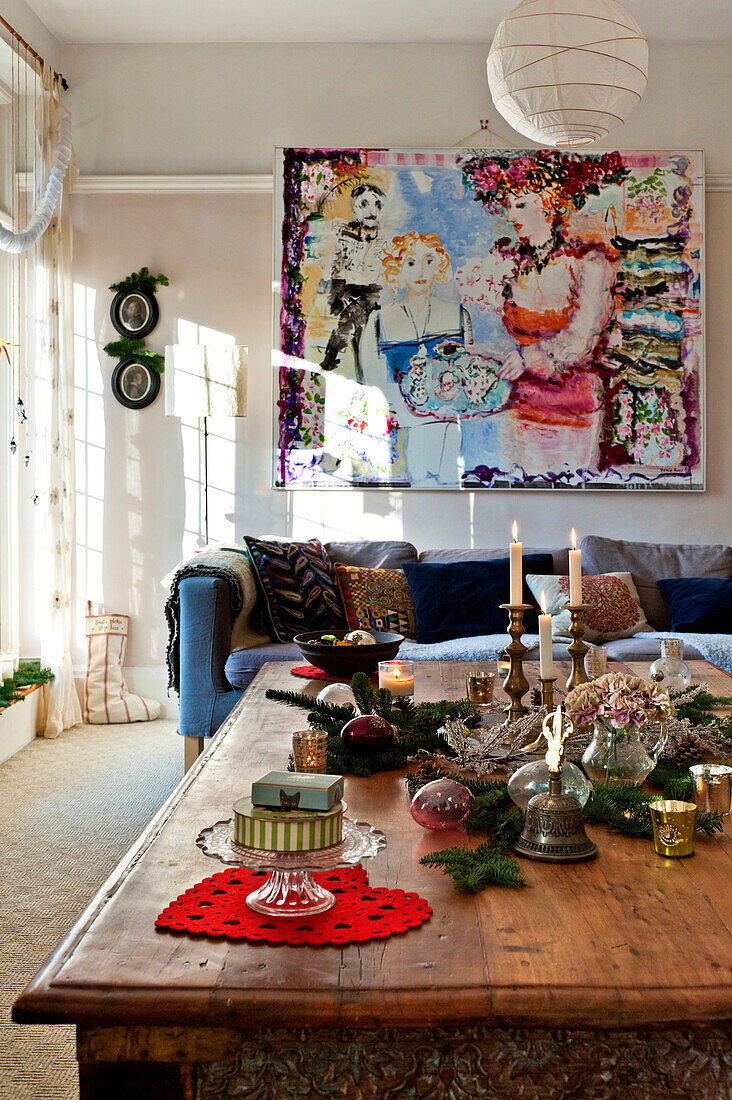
274;148;704;490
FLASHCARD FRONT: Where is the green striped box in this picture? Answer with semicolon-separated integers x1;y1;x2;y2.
232;798;346;852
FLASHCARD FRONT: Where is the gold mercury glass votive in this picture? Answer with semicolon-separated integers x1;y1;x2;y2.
649;799;698;858
466;670;495;709
689;764;732;816
292;729;328;773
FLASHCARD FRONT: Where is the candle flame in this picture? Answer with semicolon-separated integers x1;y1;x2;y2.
512;520;518;542
542;706;573;774
540;591;547;614
571;528;577;550
393;669;401;680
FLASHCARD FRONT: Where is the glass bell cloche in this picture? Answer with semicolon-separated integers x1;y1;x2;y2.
508;759;591;811
649;638;692;694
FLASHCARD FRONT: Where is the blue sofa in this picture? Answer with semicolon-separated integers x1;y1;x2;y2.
175;535;732;742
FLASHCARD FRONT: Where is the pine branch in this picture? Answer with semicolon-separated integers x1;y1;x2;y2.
109;267;169;295
420;839;526;891
351;671;374;716
0;661;54;709
102;338;166;372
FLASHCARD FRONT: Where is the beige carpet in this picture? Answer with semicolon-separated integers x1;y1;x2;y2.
0;718;183;1100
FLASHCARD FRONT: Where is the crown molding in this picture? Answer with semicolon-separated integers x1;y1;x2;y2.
72;171;732;195
73;174;274;194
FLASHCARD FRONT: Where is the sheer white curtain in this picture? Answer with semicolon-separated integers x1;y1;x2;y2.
36;65;80;736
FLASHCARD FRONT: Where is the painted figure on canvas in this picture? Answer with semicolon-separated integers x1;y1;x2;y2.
275;148;703;490
320;182;387;381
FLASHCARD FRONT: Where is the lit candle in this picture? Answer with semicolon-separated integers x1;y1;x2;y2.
569;528;582;606
538;592;554;680
509;520;523;605
378;660;415;699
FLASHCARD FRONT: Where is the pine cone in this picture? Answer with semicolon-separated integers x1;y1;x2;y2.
530;687;543;708
670;731;703;765
413;758;448;786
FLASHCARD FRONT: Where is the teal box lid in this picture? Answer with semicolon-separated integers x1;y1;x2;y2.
251;771;345;812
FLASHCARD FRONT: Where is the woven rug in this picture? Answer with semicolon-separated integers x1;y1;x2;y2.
0;718;182;1100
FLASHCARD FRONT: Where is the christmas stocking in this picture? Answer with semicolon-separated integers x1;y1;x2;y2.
84;614;161;723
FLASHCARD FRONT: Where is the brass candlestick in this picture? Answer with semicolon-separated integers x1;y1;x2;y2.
499;603;531;723
564;603;590;692
538;676;556;711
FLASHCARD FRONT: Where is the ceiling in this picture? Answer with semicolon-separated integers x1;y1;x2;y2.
24;0;732;45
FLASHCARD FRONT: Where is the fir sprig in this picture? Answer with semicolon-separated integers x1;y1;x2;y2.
102;338;165;373
266;671;476;777
0;661;54;709
674;689;732;738
109;267;169;296
420;836;526;891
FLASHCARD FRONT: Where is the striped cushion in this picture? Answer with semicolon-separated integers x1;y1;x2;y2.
335;564;417;640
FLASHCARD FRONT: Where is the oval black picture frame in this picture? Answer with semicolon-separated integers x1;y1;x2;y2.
110;288;159;339
111;358;161;410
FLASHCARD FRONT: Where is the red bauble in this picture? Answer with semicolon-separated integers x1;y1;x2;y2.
340;714;395;752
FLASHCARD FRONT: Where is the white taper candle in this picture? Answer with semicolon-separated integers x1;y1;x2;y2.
538;592;554;679
569;528;582;606
509;520;523;605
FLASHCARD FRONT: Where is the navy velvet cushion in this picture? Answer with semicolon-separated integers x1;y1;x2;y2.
401;555;554;644
657;577;732;633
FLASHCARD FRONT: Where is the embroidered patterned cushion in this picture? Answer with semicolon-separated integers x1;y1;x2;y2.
335;564;417;640
244;537;346;642
525;572;653;643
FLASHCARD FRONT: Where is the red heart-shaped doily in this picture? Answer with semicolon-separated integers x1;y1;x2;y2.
155;865;431;946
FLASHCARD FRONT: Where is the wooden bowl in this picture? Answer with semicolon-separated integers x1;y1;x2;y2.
293;630;404;677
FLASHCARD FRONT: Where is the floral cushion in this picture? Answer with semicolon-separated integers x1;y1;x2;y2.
244;537;346;642
335;564;417;639
525;572;653;643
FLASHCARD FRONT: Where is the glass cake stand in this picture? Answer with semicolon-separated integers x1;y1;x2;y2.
196;817;387;917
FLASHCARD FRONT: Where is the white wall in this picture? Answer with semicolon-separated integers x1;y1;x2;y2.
62;42;732;175
0;0;61;73
31;41;731;679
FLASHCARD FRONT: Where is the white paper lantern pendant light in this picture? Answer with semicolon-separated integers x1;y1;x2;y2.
487;0;649;148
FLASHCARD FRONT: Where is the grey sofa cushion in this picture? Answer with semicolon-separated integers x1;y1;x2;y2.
581;536;732;631
419;546;569;574
325;540;418;569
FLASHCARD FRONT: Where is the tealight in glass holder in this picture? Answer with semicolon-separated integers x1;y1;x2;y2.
466;670;495;711
689;764;732;816
378;660;415;706
292;729;328;773
584;644;608;680
649;799;698;857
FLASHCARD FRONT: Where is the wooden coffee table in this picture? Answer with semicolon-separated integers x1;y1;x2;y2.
13;660;732;1099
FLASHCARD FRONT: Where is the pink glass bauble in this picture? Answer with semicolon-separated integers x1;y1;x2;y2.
340;714;395;752
410;779;473;831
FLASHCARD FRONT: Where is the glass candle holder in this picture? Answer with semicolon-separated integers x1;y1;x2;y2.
378;660;414;705
292;729;328;773
466;670;495;710
496;652;511;680
689;764;732;816
584;644;608;680
649;799;698;858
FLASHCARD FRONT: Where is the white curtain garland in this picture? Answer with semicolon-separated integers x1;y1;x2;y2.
37;66;81;737
0;113;72;254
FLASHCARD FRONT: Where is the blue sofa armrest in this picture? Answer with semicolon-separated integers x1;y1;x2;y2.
178;576;243;738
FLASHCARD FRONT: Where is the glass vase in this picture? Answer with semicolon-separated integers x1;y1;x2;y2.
649;638;692;694
581;717;667;787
